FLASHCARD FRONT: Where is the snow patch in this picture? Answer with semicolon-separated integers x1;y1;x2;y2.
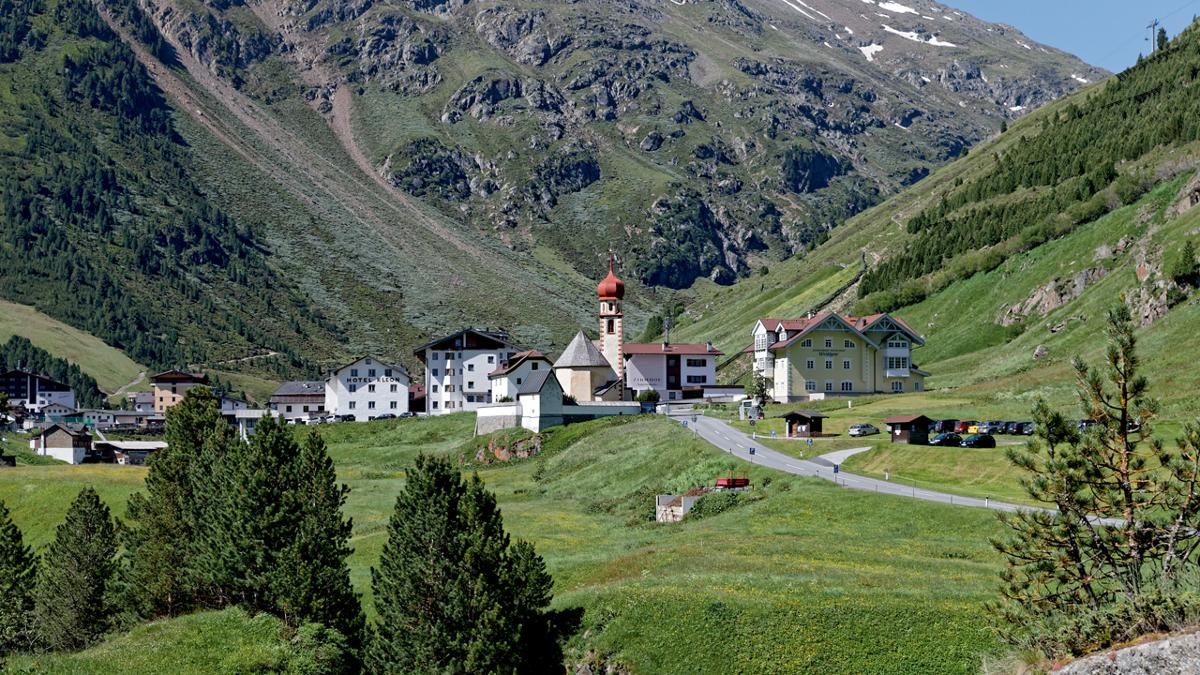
824;41;833;48
859;43;884;62
878;1;917;13
1016;40;1032;50
844;26;854;34
796;0;832;21
921;75;931;83
1009;105;1025;111
777;0;816;21
882;24;957;47
894;121;911;130
921;15;936;20
1071;74;1089;84
769;23;778;29
875;12;891;18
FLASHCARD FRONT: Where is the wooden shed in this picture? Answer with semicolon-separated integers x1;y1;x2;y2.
883;415;932;445
781;411;826;438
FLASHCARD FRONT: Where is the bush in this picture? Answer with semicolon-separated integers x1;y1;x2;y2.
686;492;742;520
636;390;660;403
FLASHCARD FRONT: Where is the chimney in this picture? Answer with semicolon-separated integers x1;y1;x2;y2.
706;341;715;352
807;311;813;320
661;341;669;352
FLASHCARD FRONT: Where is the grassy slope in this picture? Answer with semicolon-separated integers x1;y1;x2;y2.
0;413;1006;673
0;299;146;394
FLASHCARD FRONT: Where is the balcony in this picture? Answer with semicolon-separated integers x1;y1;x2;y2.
886;368;910;378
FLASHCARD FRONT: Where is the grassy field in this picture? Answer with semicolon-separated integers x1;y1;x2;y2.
0;413;1009;673
0;299;145;394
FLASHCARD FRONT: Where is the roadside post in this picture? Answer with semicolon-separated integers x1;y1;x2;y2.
749;447;756;464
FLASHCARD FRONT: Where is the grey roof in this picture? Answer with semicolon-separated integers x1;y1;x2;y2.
271;381;325;397
517;370;555;396
553;331;614;369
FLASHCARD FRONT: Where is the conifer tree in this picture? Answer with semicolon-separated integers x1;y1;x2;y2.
195;412;299;611
121;387;232;616
273;431;364;647
991;305;1200;655
1171;238;1198;285
368;454;556;674
31;487;117;652
0;499;36;655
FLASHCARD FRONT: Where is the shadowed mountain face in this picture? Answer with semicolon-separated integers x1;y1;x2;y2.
0;0;1103;373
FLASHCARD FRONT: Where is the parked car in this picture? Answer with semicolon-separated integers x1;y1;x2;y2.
373;413;397;421
929;432;963;446
1004;421;1021;435
960;434;997;448
1016;422;1035;435
1078;419;1101;432
930;419;958;434
399;411;416;418
336;414;356;423
848;423;879;437
954;420;977;434
977;421;1006;434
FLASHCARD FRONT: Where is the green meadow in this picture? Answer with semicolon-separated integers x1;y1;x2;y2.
4;412;1008;673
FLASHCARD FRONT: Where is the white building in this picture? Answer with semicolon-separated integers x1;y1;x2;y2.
269;381;326;421
553;331;623;402
623;341;723;401
488;350;552;402
414;329;523;415
325;356;410;421
0;369;75;412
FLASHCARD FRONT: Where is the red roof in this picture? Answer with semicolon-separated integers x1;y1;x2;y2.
623;342;723;356
488;350;550;378
758;311;922;351
597;254;625;301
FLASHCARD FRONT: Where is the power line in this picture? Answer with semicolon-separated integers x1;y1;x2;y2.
1092;0;1200;68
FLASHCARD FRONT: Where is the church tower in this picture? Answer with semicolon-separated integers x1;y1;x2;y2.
596;253;625;381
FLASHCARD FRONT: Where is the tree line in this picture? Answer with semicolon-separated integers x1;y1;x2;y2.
0;389;571;671
858;19;1200;311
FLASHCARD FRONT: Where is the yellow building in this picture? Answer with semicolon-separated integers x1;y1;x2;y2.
150;369;209;413
748;313;927;402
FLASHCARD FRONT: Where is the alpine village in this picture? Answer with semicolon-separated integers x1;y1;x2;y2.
1;0;1200;671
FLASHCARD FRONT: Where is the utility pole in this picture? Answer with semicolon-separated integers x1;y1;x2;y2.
1148;19;1161;52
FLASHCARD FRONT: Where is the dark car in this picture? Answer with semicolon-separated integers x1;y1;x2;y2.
373;413;397;421
1017;422;1035;435
1004;421;1021;435
929;432;963;446
960;434;997;448
1078;419;1101;432
954;420;977;434
979;420;1006;434
930;419;958;434
336;414;356;423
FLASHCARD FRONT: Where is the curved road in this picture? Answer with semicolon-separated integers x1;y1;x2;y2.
679;412;1031;513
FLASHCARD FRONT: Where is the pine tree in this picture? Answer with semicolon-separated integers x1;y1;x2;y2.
273;431;364;648
991;305;1200;656
368;454;557;673
31;487;117;652
1171;238;1197;285
121;387;233;616
0;499;36;655
194;412;299;611
1157;26;1169;52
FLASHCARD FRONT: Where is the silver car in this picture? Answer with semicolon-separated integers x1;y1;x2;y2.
848;423;879;437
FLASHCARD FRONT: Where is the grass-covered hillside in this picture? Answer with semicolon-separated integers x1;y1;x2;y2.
672;20;1200;417
0;413;1008;673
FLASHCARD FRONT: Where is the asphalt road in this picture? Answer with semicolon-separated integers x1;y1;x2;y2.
676;411;1031;513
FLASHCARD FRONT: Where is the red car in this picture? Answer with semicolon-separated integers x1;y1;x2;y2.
954;420;977;434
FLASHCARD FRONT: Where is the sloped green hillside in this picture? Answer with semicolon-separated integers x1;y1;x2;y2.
673;21;1200;415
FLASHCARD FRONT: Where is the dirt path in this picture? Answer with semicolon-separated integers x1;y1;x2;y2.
112;370;146;397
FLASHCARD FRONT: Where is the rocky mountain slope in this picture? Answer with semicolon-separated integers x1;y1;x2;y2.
0;0;1103;376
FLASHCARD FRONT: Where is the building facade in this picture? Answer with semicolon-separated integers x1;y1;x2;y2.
269;381;326;421
553;331;623;402
489;350;552;402
749;313;927;401
150;370;209;413
596;255;626;382
415;329;522;415
0;369;75;412
623;342;722;401
325;357;410;421
29;423;92;464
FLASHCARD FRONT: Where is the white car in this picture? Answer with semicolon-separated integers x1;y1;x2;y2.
848;423;879;437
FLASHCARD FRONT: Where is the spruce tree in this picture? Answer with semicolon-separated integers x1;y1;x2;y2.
195;412;299;610
121;387;233;616
0;499;36;655
368;454;556;674
273;431;364;647
31;487;117;652
1171;239;1198;285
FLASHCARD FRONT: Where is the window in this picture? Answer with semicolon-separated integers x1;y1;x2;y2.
607;318;614;334
754;334;769;351
887;357;910;370
531;362;539;371
390;384;398;393
446;384;456;392
286;405;293;413
841;381;853;392
843;360;851;370
368;401;376;410
801;339;812;348
432;368;439;377
825;381;833;392
686;358;706;367
487;355;495;364
390;401;398;409
806;359;815;370
824;360;833;370
824;339;832;348
432;353;439;361
366;358;373;364
349;401;356;410
385;369;392;377
888;338;908;349
468;381;475;390
516;378;523;385
432;401;439;409
447;368;456;376
369;369;376;377
805;381;817;392
431;384;439;393
892;381;903;393
303;405;309;412
844;339;854;349
350;368;358;377
349;384;357;393
368;384;376;393
686;375;707;384
467;364;475;372
447;401;456;409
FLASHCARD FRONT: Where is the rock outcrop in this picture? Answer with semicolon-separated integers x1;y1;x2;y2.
1058;631;1200;674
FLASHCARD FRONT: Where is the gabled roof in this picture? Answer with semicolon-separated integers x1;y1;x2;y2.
623;342;723;356
778;410;827;420
412;328;518;356
489;350;551;378
848;314;924;345
554;332;613;369
271;381;324;397
883;414;932;425
35;423;90;438
327;356;409;381
0;369;70;386
769;312;876;350
516;370;560;396
150;369;208;384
